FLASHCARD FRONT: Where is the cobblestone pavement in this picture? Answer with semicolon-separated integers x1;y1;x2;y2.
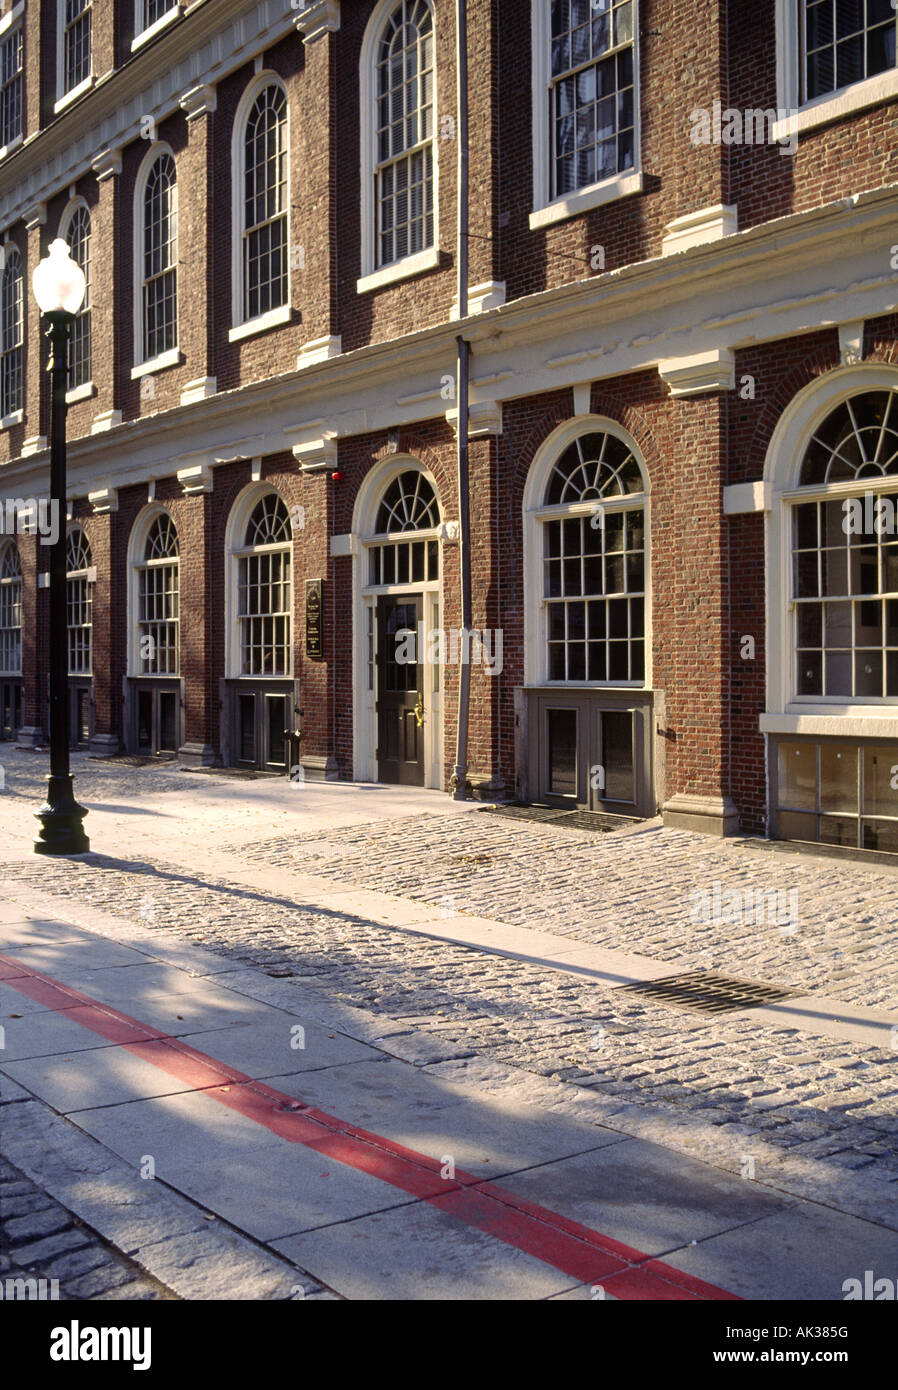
0;1156;176;1301
1;751;897;1233
3;844;897;1198
230;812;898;1011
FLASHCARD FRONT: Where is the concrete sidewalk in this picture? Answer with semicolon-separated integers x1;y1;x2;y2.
2;894;897;1299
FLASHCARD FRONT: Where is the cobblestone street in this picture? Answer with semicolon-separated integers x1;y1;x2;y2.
1;748;897;1301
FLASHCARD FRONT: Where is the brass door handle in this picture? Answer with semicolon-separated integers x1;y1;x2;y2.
413;693;424;727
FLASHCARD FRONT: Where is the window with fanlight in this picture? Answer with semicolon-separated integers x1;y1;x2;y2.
136;512;179;675
791;390;898;702
0;541;21;674
235;493;292;676
368;469;441;586
66;529;92;675
541;429;646;684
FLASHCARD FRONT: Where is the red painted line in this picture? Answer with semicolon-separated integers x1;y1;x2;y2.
0;950;740;1300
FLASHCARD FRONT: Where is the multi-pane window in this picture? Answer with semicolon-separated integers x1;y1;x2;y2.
793;391;898;700
543;432;645;683
141;153;177;362
63;0;92;95
549;0;636;198
66;529;92;676
0;246;22;419
237;494;292;676
802;0;896;101
375;0;434;267
243;85;288;321
0;24;22;150
139;0;171;33
368;470;440;584
137;513;179;674
65;206;91;389
0;543;21;674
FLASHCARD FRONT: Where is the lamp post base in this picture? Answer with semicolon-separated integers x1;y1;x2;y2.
34;775;90;855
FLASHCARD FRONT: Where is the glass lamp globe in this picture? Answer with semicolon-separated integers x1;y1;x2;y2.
32;238;85;314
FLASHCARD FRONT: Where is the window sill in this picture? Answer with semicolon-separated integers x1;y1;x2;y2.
131;4;182;51
131;348;181;379
773;68;898;141
228;303;292;343
762;709;898;738
357;245;441;295
66;380;96;404
529;171;645;231
0;132;23;162
0;409;23;429
0;3;24;39
54;75;95;115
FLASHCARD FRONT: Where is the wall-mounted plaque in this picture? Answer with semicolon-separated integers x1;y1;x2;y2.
305;579;324;658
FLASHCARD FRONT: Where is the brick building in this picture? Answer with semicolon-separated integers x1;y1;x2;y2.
0;0;897;852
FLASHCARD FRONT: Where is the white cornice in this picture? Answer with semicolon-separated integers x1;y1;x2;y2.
658;347;736;397
3;184;898;501
292;0;340;44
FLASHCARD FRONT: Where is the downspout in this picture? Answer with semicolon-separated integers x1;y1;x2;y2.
451;0;471;800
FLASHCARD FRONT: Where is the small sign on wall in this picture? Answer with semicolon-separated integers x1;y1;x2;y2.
305;579;324;658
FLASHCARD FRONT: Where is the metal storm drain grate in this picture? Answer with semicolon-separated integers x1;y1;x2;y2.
617;971;795;1016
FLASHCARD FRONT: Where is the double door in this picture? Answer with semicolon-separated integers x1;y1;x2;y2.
234;687;292;772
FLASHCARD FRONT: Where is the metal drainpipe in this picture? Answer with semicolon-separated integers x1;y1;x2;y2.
451;0;471;801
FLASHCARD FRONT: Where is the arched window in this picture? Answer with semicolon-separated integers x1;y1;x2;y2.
240;83;288;323
369;468;440;584
540;429;645;683
137;511;179;674
791;390;898;701
0;541;21;674
369;0;434;270
66;529;92;675
63;204;91;389
0;245;22;419
235;493;292;675
137;150;177;364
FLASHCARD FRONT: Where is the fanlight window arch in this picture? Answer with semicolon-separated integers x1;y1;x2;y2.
235;492;292;676
139;151;178;363
374;0;435;268
136;512;179;675
66;528;92;675
369;469;440;585
0;541;22;674
792;389;898;701
542;430;646;684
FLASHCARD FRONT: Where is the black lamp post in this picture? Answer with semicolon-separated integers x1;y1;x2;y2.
32;239;89;856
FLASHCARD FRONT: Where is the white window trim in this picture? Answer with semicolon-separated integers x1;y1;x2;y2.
227;302;291;343
131;347;180;379
358;0;439;284
530;0;642;228
66;380;95;403
131;2;182;52
132;142;178;372
230;72;291;336
0;409;22;429
55;0;93;108
127;503;180;678
224;484;293;681
356;244;440;295
66;527;93;677
0;4;25;40
774;0;898;139
764;364;898;722
0;8;24;156
522;414;652;690
0;132;23;161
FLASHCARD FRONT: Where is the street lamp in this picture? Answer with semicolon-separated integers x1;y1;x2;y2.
32;238;89;856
